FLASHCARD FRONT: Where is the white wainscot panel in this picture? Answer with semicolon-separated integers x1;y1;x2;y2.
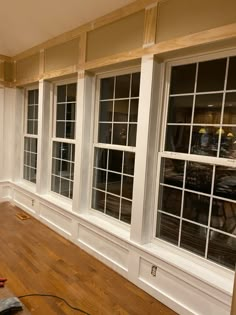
78;225;129;271
2;185;12;199
13;189;36;214
139;258;230;315
39;203;72;237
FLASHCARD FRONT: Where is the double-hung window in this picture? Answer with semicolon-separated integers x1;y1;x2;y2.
156;53;236;270
23;88;39;183
51;82;77;199
92;70;140;223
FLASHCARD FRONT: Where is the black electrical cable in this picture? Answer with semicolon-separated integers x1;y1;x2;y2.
18;293;91;315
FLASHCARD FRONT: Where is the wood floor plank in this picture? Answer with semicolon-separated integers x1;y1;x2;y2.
0;202;177;315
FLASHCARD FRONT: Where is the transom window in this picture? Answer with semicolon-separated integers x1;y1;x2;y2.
92;71;140;223
51;83;76;199
23;89;38;183
156;55;236;270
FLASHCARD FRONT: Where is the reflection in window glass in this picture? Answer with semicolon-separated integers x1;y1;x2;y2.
180;221;207;257
223;93;236;124
158;186;182;216
191;126;219;157
160;158;184;188
197;58;226;92
194;93;223;124
220;126;236;159
211;199;236;235
165;125;190;153
170;63;196;94
183;192;210;225
156;213;180;245
185;161;213;194
208;231;236;269
167;96;193;123
227;56;236;90
214;166;236;201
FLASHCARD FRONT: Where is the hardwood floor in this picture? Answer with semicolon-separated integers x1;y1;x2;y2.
0;202;176;315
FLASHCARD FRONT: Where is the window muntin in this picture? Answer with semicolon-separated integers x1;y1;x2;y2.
92;71;140;223
156;55;236;270
51;83;77;199
23;89;38;183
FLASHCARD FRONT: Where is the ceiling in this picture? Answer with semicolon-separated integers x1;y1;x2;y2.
0;0;136;57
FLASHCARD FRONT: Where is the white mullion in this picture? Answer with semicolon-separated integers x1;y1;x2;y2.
94;142;136;153
217;57;230;158
188;63;199;154
204;165;216;259
177;161;187;247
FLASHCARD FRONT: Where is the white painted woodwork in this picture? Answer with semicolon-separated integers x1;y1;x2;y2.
0;88;4;179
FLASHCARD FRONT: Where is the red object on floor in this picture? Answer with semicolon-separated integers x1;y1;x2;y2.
0;278;7;282
0;278;7;288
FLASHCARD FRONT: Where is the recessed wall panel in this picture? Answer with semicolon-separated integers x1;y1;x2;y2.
87;11;145;61
16;54;40;81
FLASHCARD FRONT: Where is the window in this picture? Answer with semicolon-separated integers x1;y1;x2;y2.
92;71;140;223
156;55;236;270
51;82;76;199
23;89;38;183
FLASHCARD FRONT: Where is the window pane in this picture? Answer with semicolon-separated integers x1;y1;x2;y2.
28;106;34;119
108;150;122;173
30;168;37;183
105;194;120;219
121;199;132;224
227;56;236;90
167;96;193;123
66;103;75;120
92;189;105;212
99;101;113;121
197;58;226;92
57;85;66;102
52;158;61;176
70;163;74;180
93;169;106;191
122;176;133;199
31;153;37;168
211;198;236;235
27;121;33;134
56;122;65;138
191;126;219;156
223;93;236;124
185;161;213;194
98;123;112;144
57;104;66;120
183;192;210;225
112;124;127;145
131;72;140;97
158;186;182;216
128;124;137;147
62;143;74;161
107;172;121;195
51;175;60;193
31;138;37;153
67;83;77;102
114;100;129;122
24;137;30;151
156;213;180;245
28;90;35;104
219;126;236;159
170;63;196;94
130;99;138;122
160;158;184;188
123;152;135;175
180;221;207;257
115;74;130;98
34;105;38;119
65;122;75;139
61;160;70;178
60;178;70;198
53;142;62;159
100;77;114;100
165;125;190;153
214;166;236;200
94;148;107;169
208;231;236;270
33;121;38;135
193;93;223;124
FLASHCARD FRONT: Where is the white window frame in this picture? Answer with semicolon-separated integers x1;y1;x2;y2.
49;77;77;202
153;47;236;270
90;66;141;225
22;85;39;186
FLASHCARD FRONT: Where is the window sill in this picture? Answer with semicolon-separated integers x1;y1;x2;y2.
12;180;36;194
40;193;72;213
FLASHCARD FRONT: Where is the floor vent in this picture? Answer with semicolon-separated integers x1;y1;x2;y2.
16;213;30;220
